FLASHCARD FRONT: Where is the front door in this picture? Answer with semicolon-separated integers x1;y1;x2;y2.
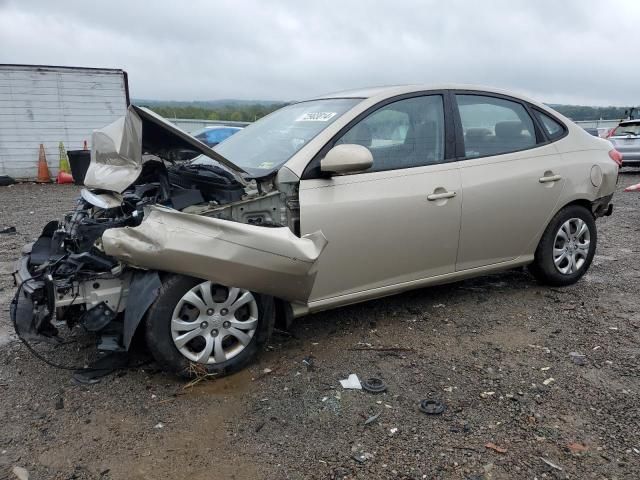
298;94;462;303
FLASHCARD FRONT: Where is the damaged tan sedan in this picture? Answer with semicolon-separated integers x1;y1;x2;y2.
12;85;619;376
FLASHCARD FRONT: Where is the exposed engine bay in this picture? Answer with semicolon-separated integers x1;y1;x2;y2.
11;105;325;354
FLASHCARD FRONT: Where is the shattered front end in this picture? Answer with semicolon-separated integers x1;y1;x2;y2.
11;188;162;351
11;104;326;355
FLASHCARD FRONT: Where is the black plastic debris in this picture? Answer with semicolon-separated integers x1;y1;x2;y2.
0;175;15;187
302;356;315;370
0;226;16;234
361;377;387;393
71;352;132;385
419;399;446;415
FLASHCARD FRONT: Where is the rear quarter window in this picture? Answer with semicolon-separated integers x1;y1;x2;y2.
534;110;566;140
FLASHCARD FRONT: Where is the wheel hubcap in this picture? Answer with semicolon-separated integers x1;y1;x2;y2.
170;282;259;364
553;218;591;275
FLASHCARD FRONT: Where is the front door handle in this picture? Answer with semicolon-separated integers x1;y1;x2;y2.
539;174;562;183
427;191;457;201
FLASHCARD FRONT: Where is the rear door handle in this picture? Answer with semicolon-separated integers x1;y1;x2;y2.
539;174;562;183
427;191;457;201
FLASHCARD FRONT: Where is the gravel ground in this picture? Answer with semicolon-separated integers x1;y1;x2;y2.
0;175;639;480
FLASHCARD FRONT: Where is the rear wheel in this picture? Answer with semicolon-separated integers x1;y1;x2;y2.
529;205;597;286
145;275;275;378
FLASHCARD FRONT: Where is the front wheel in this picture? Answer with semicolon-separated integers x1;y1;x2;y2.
145;275;275;378
528;205;597;286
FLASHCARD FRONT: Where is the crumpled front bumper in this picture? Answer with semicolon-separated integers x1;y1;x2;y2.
102;205;328;303
11;244;58;340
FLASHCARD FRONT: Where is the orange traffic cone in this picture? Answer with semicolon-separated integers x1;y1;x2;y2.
56;171;74;184
36;144;51;183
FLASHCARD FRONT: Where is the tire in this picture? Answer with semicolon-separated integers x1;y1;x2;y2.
145;274;275;378
528;204;597;286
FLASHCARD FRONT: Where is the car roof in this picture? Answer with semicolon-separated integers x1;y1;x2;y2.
310;83;535;101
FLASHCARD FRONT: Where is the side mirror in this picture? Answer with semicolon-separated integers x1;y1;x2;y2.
320;144;373;175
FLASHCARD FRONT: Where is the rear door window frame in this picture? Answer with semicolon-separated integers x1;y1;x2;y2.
450;90;548;161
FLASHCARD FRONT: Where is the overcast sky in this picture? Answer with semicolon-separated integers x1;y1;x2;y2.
1;0;638;106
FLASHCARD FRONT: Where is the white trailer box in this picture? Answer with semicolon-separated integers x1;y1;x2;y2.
0;64;129;179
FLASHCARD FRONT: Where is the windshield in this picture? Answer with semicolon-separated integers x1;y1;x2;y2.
611;123;640;136
211;98;361;175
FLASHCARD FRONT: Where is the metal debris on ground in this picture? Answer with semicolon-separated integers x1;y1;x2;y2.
0;226;16;234
419;399;446;415
540;457;563;471
485;442;507;454
364;412;381;425
351;452;374;464
569;351;587;365
339;373;362;389
302;356;315;370
361;377;387;393
567;442;588;453
12;466;29;480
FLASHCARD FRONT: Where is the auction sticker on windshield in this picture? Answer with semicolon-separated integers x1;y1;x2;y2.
296;112;337;122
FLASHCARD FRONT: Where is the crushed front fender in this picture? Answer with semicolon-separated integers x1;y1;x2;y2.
102;206;328;303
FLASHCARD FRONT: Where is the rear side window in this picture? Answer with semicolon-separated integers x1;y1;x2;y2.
334;95;445;172
534;111;565;140
456;95;536;158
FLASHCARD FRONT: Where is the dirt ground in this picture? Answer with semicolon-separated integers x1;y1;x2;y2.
0;174;639;480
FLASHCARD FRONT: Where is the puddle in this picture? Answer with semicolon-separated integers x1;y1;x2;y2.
182;367;253;397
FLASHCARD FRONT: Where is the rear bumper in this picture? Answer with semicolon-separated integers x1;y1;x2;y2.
592;194;614;218
619;151;640;164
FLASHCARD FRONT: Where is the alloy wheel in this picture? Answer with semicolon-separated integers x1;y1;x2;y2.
553;217;591;275
170;281;258;364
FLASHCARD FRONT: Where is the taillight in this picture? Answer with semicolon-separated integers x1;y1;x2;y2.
609;149;623;166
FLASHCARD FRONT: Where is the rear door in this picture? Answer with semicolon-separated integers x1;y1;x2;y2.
298;93;462;302
453;93;566;271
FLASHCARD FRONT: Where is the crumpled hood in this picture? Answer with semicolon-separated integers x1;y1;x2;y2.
84;105;246;193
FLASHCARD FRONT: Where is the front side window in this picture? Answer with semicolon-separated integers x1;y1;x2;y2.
333;95;445;172
456;95;536;158
213;98;361;176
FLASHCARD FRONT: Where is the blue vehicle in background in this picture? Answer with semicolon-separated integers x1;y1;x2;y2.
194;125;243;147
